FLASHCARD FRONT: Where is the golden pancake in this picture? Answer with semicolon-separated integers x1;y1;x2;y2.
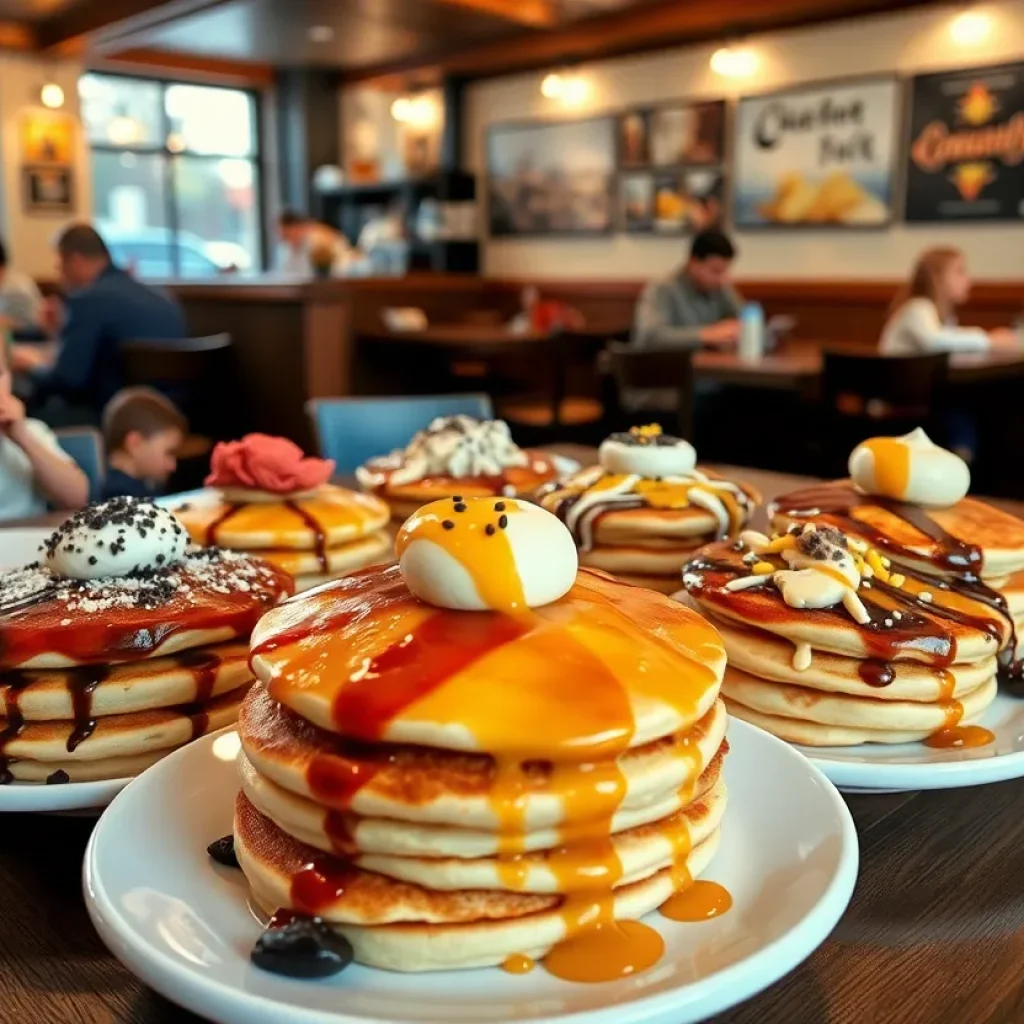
615;573;688;596
699;608;996;702
175;485;390;551
255;531;392;578
251;566;725;753
723;666;997;733
0;641;251;721
724;695;993;746
771;483;1024;580
5;747;181;783
236;792;722;972
685;539;1008;666
239;684;727;832
0;550;291;669
0;687;246;763
240;751;725;890
581;542;704;578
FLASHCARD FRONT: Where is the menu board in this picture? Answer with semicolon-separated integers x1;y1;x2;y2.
905;61;1024;222
734;77;900;227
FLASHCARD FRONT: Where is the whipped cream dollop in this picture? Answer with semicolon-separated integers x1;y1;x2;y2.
385;416;528;486
729;525;870;624
44;497;188;581
396;496;577;612
848;428;970;507
206;434;334;501
599;424;697;478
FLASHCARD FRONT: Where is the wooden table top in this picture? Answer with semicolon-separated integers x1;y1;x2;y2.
5;463;1024;1023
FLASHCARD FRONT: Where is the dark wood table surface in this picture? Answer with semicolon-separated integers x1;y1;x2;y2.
369;323;1024;390
5;463;1024;1023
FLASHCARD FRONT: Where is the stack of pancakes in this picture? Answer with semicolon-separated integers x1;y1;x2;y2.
356;415;560;522
234;564;729;974
539;427;759;595
0;533;290;786
772;481;1024;677
176;487;391;593
682;521;1010;746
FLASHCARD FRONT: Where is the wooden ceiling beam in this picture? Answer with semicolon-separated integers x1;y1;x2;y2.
36;0;232;54
431;0;559;28
0;20;36;51
92;47;274;86
342;0;936;83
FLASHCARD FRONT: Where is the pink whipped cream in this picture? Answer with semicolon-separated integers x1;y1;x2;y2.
206;434;334;494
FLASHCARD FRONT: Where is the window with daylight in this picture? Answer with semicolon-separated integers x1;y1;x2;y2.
79;73;263;278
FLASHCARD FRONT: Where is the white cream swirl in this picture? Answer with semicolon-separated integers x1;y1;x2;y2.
396;497;577;612
848;428;970;507
729;525;869;624
382;416;528;486
599;431;697;477
45;497;188;581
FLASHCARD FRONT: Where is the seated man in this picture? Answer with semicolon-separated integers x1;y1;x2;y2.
0;237;43;335
21;224;186;426
633;229;742;349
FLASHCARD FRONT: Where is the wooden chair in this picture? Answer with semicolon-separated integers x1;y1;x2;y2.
121;334;233;457
818;349;950;474
602;343;696;440
307;393;494;474
498;329;620;445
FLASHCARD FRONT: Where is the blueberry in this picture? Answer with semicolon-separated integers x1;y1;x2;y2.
251;914;354;978
206;834;239;868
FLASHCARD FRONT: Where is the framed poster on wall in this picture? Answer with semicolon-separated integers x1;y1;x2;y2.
904;61;1024;222
734;76;900;227
487;117;616;236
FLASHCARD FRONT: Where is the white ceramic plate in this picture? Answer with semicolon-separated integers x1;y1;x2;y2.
802;688;1024;792
84;718;857;1024
0;775;132;813
0;527;50;571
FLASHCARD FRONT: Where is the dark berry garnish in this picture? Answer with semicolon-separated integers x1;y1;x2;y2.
207;834;239;868
46;769;70;785
498;514;508;530
442;520;455;531
251;913;354;978
485;524;496;536
494;501;506;511
454;502;467;513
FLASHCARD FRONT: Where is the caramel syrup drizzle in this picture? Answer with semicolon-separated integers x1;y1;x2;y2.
255;567;726;982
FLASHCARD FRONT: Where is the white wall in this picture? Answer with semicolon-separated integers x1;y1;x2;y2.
0;54;90;279
465;0;1024;280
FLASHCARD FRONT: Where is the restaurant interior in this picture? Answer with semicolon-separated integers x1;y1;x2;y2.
3;1;1024;1022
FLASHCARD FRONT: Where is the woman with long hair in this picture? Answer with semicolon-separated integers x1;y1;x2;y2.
880;247;1018;353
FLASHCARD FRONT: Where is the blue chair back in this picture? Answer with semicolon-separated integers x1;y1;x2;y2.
54;427;104;502
308;394;494;474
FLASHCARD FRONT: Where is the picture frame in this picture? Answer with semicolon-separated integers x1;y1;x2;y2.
733;74;901;229
486;116;616;237
22;165;74;214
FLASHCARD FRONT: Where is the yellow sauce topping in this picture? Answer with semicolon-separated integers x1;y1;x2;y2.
396;496;526;613
863;437;911;500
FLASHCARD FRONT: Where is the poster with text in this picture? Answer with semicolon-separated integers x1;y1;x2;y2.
734;77;899;227
904;61;1024;222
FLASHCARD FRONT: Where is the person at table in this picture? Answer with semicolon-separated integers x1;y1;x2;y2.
0;237;43;336
276;209;352;276
101;386;188;500
880;247;1019;354
633;229;742;349
13;224;186;427
0;341;88;520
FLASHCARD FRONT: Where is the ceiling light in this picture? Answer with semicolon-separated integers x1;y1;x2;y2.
710;46;758;78
40;83;64;109
541;72;563;99
562;75;590;106
950;9;991;45
391;97;412;122
308;24;334;43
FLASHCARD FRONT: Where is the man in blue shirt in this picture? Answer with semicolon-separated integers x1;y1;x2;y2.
23;224;186;425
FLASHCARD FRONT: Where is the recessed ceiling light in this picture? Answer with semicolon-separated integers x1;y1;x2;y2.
308;24;334;43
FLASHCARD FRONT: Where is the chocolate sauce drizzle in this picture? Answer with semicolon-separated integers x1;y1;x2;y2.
770;482;1019;681
205;504;241;547
286;502;329;573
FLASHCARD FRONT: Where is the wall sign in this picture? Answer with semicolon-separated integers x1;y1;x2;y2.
904;61;1024;222
18;109;77;216
734;76;900;227
487;117;616;236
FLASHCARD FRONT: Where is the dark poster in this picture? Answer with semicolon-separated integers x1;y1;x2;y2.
905;61;1024;222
